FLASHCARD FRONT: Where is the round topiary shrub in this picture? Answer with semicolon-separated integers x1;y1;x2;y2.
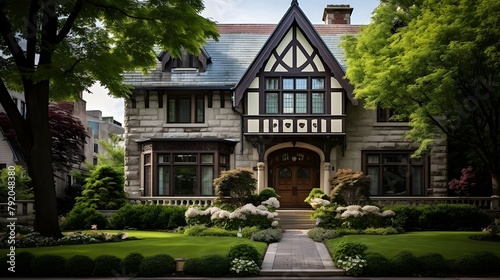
183;257;202;275
92;255;122;276
417;253;448;276
363;252;392;276
30;254;67;277
66;255;94;277
391;250;420;276
121;252;144;276
6;251;34;276
455;252;500;275
60;204;108;230
196;254;230;277
139;254;175;277
227;243;261;265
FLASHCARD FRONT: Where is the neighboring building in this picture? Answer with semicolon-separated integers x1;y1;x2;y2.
86;110;125;166
123;2;447;208
0;90;26;170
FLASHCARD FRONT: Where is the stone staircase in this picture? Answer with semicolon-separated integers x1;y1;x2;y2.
276;209;316;229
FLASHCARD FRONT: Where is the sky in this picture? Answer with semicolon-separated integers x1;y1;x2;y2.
83;0;380;125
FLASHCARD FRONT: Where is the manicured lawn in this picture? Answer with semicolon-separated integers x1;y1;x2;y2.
8;230;267;259
325;231;500;260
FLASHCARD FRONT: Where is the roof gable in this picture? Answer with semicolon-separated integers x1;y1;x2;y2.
233;1;356;106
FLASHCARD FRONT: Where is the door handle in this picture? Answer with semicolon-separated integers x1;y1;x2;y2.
292;186;297;196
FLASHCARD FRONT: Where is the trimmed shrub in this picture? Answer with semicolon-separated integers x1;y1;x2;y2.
12;251;34;276
455;251;500;276
199;227;237;237
30;254;67;277
66;255;94;277
183;257;202;275
329;169;370;205
251;228;282;243
76;165;127;210
92;255;122;277
362;227;398;235
109;204;187;229
61;204;108;230
121;252;144;276
227;243;262;265
332;241;367;263
308;227;327;242
304;188;329;204
184;225;207;236
242;226;261;239
196;254;230;277
214;168;256;207
139;254;175;277
257;187;281;203
363;252;391;276
417;253;448;276
391;250;419;276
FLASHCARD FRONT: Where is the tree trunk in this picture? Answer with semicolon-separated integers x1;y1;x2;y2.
23;83;62;238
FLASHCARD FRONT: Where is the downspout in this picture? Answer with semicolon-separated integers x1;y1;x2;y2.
231;92;244;154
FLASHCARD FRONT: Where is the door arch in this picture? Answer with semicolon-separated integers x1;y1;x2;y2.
268;148;320;208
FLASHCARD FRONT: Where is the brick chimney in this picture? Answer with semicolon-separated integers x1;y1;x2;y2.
322;4;353;24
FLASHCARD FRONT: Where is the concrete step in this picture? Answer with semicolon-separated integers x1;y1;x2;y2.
276;209;316;229
260;268;346;277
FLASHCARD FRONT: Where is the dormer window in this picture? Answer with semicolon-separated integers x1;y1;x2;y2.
158;47;211;73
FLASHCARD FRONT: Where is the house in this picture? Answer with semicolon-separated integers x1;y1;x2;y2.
123;2;447;208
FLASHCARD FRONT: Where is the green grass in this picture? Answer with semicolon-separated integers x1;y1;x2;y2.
3;230;267;259
325;231;500;260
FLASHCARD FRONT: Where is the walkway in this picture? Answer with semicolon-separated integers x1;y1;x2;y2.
260;229;345;276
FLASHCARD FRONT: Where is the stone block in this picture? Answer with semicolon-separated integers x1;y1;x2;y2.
140;120;164;127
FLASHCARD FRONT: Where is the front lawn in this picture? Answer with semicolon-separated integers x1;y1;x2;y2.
9;230;267;259
325;231;500;259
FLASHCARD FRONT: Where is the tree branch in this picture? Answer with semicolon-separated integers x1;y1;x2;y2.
26;0;40;67
85;0;156;21
0;7;29;71
54;0;83;44
0;79;28;140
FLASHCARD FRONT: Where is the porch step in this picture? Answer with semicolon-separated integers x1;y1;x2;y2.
276;209;316;229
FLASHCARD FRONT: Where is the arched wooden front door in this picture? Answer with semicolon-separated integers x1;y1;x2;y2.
268;148;319;208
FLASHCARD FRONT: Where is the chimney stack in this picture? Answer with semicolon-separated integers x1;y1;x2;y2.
323;4;353;24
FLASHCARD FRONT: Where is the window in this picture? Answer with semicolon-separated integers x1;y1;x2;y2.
88;121;100;138
264;77;326;114
143;154;152;196
363;151;427;196
93;143;98;153
167;95;204;123
377;108;408;122
20;101;26;118
93;157;98;165
172;48;199;69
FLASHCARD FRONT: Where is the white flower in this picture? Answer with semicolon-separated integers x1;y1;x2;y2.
262;197;280;208
381;210;396;217
361;205;380;213
271;221;279;227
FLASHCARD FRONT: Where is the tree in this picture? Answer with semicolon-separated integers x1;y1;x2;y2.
0;1;218;237
341;0;500;195
0;102;88;173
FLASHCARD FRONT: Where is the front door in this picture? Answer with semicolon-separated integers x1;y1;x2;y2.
269;148;319;208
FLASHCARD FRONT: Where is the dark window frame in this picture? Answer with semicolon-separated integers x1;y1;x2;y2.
167;95;205;124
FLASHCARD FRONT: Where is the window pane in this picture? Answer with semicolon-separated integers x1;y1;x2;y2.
296;78;307;89
158;155;170;163
201;154;214;164
283;93;294;113
382;166;407;195
283;78;294;89
144;154;151;164
279;167;292;178
174;166;196;195
201;166;214;195
266;93;279;113
367;155;379;164
411;166;423;195
312;93;324;114
144;166;151;196
178;96;191;123
312;78;324;89
297;167;310;178
296;93;307;113
175;154;197;163
168;98;176;122
220;155;229;165
195;96;204;123
384;154;408;164
265;78;279;89
367;167;379;195
158;166;170;196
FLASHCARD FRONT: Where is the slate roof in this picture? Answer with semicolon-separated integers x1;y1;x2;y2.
122;24;361;89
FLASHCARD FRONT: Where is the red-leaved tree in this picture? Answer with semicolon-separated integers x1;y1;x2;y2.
448;166;478;197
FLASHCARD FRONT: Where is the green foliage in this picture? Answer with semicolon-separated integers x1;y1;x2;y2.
199;227;237;237
250;228;282;243
139;254;175;277
0;165;32;202
65;255;94;277
256;187;281;203
417;253;448;277
192;254;230;277
361;227;398;235
184;225;208;236
304;188;329;204
92;255;122;277
454;251;500;276
383;204;422;231
242;226;261;239
332;241;367;263
308;227;337;242
329;169;370;205
76;165;127;210
109;204;187;230
14;251;35;276
213;169;257;207
391;250;419;276
341;0;500;196
30;254;67;277
183;258;202;275
121;252;144;276
60;204;108;230
311;203;342;228
363;252;391;276
227;243;262;266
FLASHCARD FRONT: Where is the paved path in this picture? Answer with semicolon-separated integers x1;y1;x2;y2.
260;229;344;276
